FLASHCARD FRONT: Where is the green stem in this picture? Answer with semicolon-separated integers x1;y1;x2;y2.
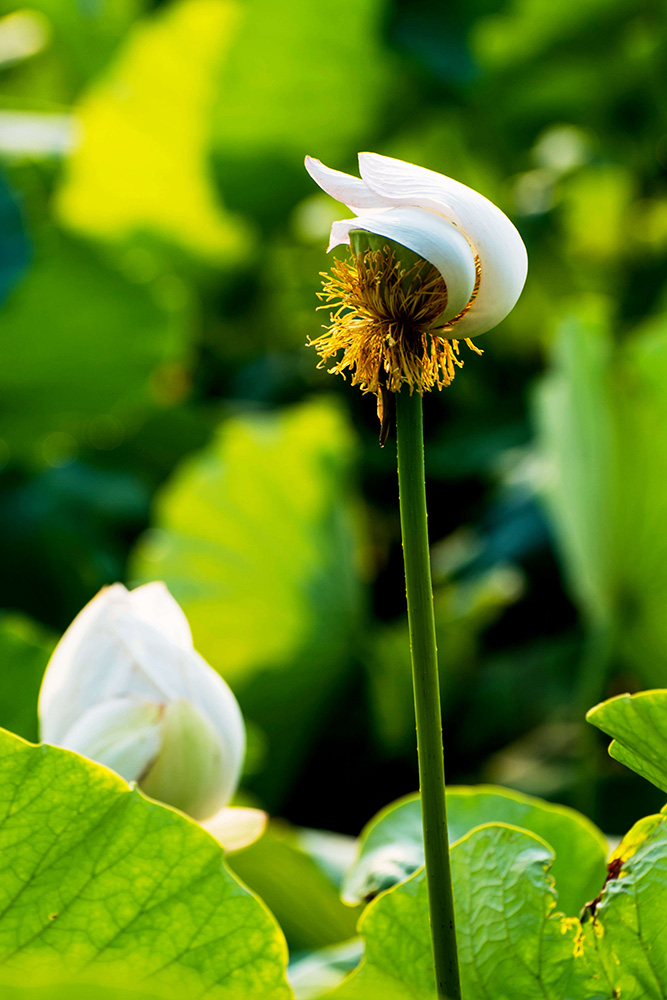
395;389;461;1000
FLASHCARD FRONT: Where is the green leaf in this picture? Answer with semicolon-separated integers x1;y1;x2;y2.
587;689;667;794
210;0;392;219
585;810;667;1000
0;728;291;999
535;303;667;685
130;398;364;805
0;614;56;741
533;299;620;626
343;786;607;916
228;822;360;953
0;232;189;460
56;0;250;264
288;939;362;1000
337;824;604;1000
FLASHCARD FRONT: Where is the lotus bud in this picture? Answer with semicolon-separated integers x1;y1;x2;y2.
38;582;265;850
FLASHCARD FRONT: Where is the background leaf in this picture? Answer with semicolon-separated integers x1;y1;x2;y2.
342;786;607;915
130;397;365;805
56;0;250;263
228;822;359;953
0;232;189;461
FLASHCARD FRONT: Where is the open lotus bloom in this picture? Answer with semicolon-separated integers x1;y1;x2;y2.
305;152;528;402
38;582;266;852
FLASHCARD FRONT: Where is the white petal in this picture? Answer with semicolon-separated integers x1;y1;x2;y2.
57;696;162;782
38;584;133;743
201;806;267;852
358;152;528;336
328;206;477;322
304;155;386;210
140;698;240;820
127;582;193;650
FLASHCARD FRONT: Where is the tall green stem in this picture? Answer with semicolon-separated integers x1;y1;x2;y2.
396;388;461;1000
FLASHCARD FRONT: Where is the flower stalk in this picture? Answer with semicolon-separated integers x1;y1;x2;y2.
396;388;461;1000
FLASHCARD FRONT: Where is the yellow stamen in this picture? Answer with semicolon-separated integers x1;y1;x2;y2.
308;244;483;398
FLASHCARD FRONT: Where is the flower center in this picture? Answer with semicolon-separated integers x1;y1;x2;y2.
308;242;482;400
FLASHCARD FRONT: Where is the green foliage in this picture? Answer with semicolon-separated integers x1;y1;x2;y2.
587;689;667;794
536;303;667;687
0;614;55;741
335;813;667;1000
342;786;607;915
130;398;364;803
0;231;190;461
56;0;250;263
0;728;290;998
228;823;359;952
336;824;601;1000
0;176;30;305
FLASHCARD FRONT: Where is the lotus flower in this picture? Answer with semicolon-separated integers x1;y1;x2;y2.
304;151;528;401
38;582;265;851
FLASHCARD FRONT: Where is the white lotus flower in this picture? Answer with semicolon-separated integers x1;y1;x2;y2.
38;582;265;852
305;151;527;340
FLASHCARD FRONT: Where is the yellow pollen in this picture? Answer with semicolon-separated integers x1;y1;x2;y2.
308;244;483;399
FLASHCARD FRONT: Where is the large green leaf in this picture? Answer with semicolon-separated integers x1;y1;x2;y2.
0;728;291;998
56;0;250;263
587;689;667;794
336;824;604;1000
342;786;607;915
0;232;189;459
131;398;364;803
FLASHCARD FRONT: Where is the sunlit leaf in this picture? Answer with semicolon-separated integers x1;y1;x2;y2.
0;728;291;998
130;398;364;804
587;689;667;793
583;810;667;1000
57;0;250;263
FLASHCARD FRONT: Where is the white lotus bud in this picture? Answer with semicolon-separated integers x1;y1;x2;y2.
38;583;264;849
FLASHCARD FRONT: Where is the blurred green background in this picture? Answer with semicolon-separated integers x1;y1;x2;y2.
1;0;666;845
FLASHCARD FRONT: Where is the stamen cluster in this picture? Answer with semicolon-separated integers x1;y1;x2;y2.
309;245;482;398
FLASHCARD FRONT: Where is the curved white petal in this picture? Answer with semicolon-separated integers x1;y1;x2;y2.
140;698;240;820
38;584;138;743
358;152;528;337
328;206;477;322
58;696;163;782
305;155;386;210
201;806;267;852
127;582;193;650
